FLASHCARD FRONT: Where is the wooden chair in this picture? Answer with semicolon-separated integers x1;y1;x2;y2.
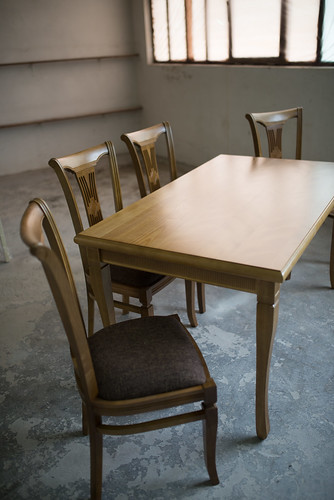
121;121;205;327
245;107;303;159
20;198;219;499
49;142;178;335
246;107;334;287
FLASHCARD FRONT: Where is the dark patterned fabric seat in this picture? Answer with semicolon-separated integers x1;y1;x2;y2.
88;315;207;400
108;264;165;289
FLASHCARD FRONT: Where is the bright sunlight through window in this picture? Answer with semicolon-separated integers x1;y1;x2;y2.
150;0;334;65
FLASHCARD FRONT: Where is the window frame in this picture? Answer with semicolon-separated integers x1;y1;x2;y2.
148;0;333;67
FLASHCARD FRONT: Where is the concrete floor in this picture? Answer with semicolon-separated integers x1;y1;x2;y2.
0;163;333;499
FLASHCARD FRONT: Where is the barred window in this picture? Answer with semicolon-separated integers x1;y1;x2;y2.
150;0;334;65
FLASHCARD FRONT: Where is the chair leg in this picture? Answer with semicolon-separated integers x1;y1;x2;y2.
202;403;219;485
87;292;95;336
185;280;198;327
140;304;154;317
121;294;130;315
197;282;206;313
89;415;103;500
330;217;334;289
82;402;88;436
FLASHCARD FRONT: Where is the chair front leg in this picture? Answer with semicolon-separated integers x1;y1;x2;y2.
140;304;154;317
138;290;154;317
202;403;219;485
330;217;334;289
89;414;103;500
87;290;95;336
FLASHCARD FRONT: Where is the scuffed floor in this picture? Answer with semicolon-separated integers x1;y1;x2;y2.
1;163;333;499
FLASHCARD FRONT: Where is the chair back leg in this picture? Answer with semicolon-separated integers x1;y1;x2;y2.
82;403;88;436
185;280;197;327
197;282;206;313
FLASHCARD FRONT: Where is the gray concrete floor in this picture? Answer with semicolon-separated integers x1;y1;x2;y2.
1;163;333;499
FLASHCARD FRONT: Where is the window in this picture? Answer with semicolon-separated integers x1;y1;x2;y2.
150;0;334;65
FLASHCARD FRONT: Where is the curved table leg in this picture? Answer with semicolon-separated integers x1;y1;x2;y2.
256;281;280;440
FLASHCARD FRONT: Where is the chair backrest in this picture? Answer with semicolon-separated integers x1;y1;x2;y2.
49;141;122;275
245;107;303;159
20;198;99;403
121;121;177;197
49;141;122;231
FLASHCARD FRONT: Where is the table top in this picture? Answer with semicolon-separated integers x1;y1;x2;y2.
75;154;334;283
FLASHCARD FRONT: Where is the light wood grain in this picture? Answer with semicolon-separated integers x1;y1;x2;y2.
76;155;334;282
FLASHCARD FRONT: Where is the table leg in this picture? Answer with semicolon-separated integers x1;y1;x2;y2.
87;247;116;327
256;281;280;439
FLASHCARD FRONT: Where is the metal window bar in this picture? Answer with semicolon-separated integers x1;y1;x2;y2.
279;0;287;62
185;0;193;60
167;0;171;60
317;0;326;63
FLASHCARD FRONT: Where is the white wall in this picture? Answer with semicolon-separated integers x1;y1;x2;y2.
133;2;334;167
0;0;142;175
1;0;333;176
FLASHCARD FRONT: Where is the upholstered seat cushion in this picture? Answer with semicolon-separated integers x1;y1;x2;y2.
109;264;166;288
88;315;207;400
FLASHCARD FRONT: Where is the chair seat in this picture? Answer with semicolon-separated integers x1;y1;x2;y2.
109;264;165;288
88;315;207;400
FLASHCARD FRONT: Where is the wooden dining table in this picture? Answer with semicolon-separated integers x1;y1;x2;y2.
74;154;334;440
